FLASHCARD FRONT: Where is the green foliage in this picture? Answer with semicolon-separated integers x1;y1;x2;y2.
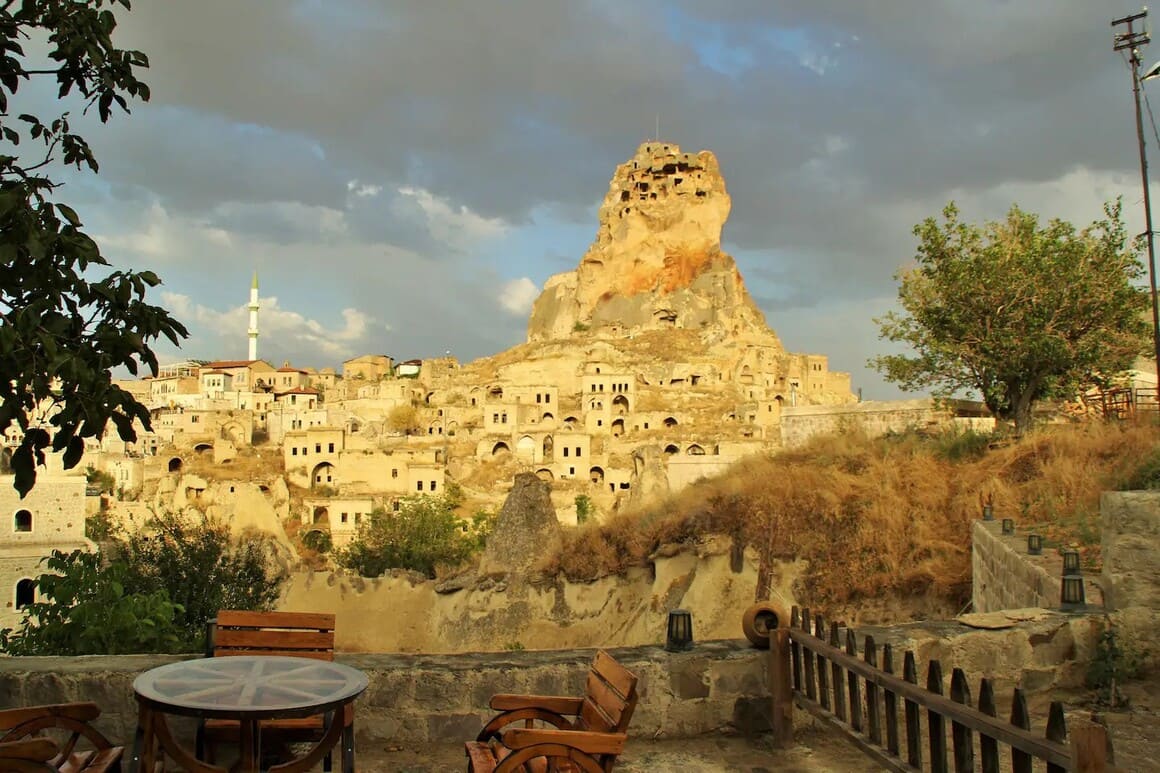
1118;444;1160;490
443;478;465;509
0;0;188;495
575;494;594;524
872;201;1149;435
0;549;183;655
932;428;994;462
572;322;590;333
335;495;479;578
1087;616;1146;707
84;465;115;493
120;512;288;649
84;509;118;542
301;528;332;553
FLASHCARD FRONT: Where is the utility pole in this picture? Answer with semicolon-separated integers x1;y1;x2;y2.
1114;9;1160;408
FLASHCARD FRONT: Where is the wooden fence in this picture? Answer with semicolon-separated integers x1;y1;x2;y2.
769;607;1114;772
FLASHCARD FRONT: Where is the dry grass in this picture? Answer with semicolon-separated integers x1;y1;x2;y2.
540;422;1159;610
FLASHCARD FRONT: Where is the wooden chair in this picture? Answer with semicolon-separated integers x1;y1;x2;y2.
0;702;124;772
196;610;343;770
465;650;639;773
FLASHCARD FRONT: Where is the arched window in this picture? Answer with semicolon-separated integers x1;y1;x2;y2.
13;509;31;532
15;578;34;608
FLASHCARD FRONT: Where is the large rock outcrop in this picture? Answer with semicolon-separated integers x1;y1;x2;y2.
527;141;777;344
477;473;560;577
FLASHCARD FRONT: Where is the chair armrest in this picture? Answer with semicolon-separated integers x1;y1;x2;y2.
0;738;58;761
501;728;628;756
488;695;582;715
0;703;101;731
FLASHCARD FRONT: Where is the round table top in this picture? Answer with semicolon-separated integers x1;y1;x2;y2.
133;656;369;719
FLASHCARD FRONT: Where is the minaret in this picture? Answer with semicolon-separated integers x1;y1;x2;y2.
247;272;259;361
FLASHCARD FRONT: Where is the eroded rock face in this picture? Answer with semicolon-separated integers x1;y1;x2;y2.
626;445;670;512
477;473;560;577
527;142;777;344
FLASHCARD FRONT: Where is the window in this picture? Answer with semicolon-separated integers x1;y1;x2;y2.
536;394;542;404
13;509;31;532
575;447;582;457
191;415;200;423
292;448;298;456
501;413;508;424
315;443;322;454
341;513;348;523
493;413;499;423
302;447;308;456
545;394;551;403
417;481;423;491
15;579;34;609
597;420;603;427
430;481;437;492
393;500;401;512
569;467;575;475
563;448;569;457
328;443;335;453
392;469;398;479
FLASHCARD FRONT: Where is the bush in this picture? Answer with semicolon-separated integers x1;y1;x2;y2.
120;511;288;649
1117;444;1160;490
1;550;184;655
575;494;593;524
335;495;479;578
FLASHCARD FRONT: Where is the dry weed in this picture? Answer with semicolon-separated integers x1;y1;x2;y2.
544;422;1159;611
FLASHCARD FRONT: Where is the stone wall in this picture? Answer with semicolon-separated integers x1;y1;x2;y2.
0;641;771;750
1101;491;1160;673
971;519;1059;613
780;399;993;449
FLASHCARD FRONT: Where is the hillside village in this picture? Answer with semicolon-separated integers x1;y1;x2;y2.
1;142;956;629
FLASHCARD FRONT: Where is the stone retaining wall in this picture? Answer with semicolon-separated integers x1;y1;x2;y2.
971;519;1058;613
0;641;770;750
1101;491;1160;674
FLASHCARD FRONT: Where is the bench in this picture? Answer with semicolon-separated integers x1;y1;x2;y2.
0;702;124;772
196;610;344;770
465;650;639;773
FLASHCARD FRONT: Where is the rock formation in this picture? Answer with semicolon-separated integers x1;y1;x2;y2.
527;141;778;344
477;472;560;577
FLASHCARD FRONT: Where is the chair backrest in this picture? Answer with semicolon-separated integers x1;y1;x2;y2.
576;651;639;736
209;610;336;660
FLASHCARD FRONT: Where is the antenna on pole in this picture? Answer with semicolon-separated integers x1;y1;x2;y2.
655;113;660;140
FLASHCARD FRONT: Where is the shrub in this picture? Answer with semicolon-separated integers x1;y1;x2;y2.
335;495;479;578
575;494;593;524
120;511;288;649
1;550;183;655
1117;444;1160;490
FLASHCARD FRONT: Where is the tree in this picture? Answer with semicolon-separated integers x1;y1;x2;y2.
872;201;1150;434
0;1;188;495
386;403;420;435
120;511;288;648
335;495;477;578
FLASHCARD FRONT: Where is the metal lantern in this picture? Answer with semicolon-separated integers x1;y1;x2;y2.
1061;549;1082;576
982;504;994;521
1001;518;1015;536
1027;533;1043;556
665;609;694;652
1061;576;1087;611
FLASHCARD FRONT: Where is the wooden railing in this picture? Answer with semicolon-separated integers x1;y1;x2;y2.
769;607;1114;772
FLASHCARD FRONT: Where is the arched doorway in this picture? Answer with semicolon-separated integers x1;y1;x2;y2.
516;435;536;460
168;457;183;473
542;435;554;461
611;419;625;437
664;444;680;455
536;468;554;482
664;416;678;428
311;462;336;489
612;395;629;414
312;506;329;525
492;441;511;456
687;444;705;455
589;466;605;485
13;509;31;532
194;442;212;455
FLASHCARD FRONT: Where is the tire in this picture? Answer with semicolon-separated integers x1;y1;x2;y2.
741;601;787;649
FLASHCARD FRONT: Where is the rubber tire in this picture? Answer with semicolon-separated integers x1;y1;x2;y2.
742;601;787;649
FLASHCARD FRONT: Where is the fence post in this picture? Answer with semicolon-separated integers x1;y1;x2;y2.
903;651;922;769
882;643;900;757
1069;715;1110;773
845;629;862;733
949;668;974;773
1010;688;1032;773
829;622;846;722
770;627;794;748
927;659;948;773
863;637;882;746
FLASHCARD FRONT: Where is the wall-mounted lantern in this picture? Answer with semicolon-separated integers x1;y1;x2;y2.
1001;518;1015;536
1061;549;1082;576
665;609;694;652
1027;533;1043;556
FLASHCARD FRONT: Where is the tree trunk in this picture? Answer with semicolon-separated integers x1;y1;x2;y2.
1011;388;1036;436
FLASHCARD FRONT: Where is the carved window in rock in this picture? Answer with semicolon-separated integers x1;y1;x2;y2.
13;509;31;532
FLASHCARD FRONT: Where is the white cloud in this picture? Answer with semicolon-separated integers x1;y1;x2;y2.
346;179;383;198
498;277;539;316
395;185;508;250
160;292;381;362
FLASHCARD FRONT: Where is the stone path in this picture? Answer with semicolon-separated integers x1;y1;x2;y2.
360;728;880;772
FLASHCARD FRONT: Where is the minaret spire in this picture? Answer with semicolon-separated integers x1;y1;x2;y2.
247;272;259;361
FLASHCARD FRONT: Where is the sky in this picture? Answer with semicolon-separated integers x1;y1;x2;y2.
14;1;1160;398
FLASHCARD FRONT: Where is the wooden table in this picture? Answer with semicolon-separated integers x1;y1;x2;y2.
130;655;368;773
